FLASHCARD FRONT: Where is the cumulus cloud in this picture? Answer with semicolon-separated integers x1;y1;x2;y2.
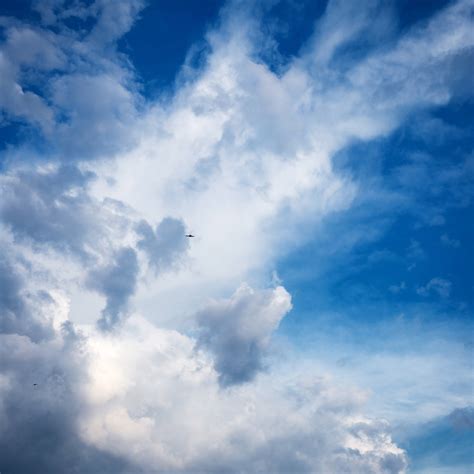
0;165;98;257
196;284;292;386
87;247;139;331
0;270;407;473
0;308;138;473
0;0;143;158
0;252;52;342
78;315;407;473
136;217;189;272
0;23;61;131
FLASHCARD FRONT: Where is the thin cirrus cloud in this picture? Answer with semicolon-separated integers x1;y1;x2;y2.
0;0;472;473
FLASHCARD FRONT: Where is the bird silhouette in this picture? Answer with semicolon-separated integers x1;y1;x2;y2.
185;234;195;238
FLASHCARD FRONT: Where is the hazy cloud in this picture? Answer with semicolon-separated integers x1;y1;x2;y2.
441;233;461;248
417;277;452;298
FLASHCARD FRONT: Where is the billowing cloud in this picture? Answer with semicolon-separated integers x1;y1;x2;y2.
87;247;139;331
0;0;143;158
0;307;138;473
196;284;292;386
0;252;52;342
0;165;97;257
136;217;189;272
79;315;407;473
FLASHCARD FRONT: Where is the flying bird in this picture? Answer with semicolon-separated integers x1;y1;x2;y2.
185;234;195;238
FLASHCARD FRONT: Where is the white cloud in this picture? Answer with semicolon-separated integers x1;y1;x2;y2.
79;314;407;473
417;278;452;299
84;0;473;324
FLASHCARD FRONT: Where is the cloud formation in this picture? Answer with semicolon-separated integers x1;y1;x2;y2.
87;247;139;331
1;0;473;472
0;252;52;342
136;217;189;272
78;316;407;473
417;277;452;299
196;284;292;386
0;306;138;473
0;165;97;256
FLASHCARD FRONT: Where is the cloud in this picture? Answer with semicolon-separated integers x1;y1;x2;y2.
136;217;189;272
1;0;472;472
389;281;406;294
0;252;52;342
196;284;292;386
78;315;407;473
87;247;139;331
0;165;99;257
0;22;63;131
0;267;407;473
441;233;461;248
417;277;452;299
87;0;146;46
0;240;139;472
0;0;143;158
0;320;138;473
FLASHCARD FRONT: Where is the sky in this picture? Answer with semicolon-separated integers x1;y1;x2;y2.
0;0;472;473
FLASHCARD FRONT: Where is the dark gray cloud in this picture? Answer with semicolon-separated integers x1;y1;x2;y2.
136;217;189;272
0;242;138;473
0;323;139;474
0;165;99;258
87;247;139;331
196;285;292;387
0;252;53;342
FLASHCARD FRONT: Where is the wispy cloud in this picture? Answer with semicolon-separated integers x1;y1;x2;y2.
417;277;452;299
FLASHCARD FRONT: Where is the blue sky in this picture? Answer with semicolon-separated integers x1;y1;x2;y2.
0;1;472;473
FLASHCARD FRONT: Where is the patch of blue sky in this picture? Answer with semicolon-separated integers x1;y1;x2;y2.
118;0;224;96
400;407;474;473
275;96;473;471
278;99;474;330
251;0;456;75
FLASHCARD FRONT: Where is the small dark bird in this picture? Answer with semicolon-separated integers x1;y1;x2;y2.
185;234;195;238
33;383;38;386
